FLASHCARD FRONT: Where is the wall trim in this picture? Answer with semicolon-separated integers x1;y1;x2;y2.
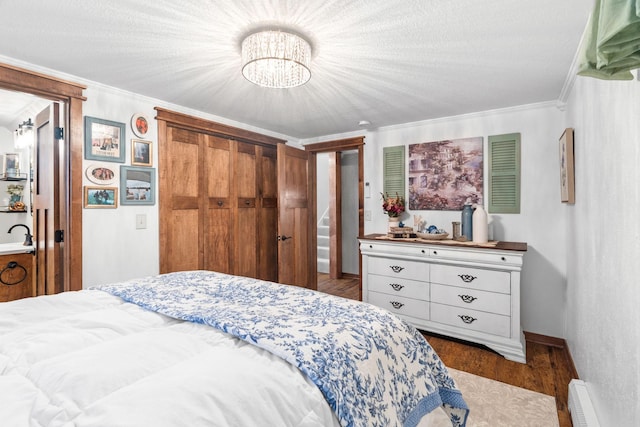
524;331;579;380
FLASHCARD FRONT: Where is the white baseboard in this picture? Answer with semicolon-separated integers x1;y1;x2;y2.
568;379;601;427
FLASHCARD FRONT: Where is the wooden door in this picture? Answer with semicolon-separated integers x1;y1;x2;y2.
204;135;233;274
258;145;278;281
159;126;205;273
234;142;278;281
277;144;314;288
33;103;62;295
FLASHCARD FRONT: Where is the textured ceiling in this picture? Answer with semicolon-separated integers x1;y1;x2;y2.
0;0;592;140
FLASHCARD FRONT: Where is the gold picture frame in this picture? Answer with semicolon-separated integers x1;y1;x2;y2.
84;186;118;208
131;139;152;167
559;128;575;203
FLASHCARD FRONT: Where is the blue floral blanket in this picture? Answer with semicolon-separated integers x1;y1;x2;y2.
96;271;468;427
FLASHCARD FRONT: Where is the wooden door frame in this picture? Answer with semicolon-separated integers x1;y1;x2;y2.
0;62;86;292
305;137;365;299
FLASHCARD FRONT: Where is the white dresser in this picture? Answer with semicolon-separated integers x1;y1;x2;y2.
359;236;527;363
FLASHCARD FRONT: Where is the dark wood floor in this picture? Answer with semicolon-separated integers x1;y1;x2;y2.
317;273;573;427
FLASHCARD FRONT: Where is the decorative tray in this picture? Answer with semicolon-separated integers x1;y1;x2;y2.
416;232;449;240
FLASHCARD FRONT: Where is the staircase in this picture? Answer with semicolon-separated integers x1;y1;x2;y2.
317;211;330;273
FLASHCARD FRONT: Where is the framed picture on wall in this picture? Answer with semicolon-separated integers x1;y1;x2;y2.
131;139;152;167
2;153;21;178
120;166;155;205
84;186;118;208
130;113;150;138
559;128;575;204
85;163;118;185
84;116;126;163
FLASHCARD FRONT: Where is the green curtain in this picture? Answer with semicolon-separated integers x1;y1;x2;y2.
577;0;640;80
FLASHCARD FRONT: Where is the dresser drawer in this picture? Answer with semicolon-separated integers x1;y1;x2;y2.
430;303;510;337
430;264;510;294
367;257;429;281
368;291;429;321
431;284;510;316
368;274;429;300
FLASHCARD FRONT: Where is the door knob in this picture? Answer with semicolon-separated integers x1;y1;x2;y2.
278;235;292;241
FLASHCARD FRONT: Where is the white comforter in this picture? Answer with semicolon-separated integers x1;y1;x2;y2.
0;290;342;427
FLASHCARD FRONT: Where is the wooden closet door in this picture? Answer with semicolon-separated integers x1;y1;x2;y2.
159;126;203;273
234;142;278;281
234;141;257;277
205;135;233;274
258;146;278;281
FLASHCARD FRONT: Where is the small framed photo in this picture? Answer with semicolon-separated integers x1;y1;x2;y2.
84;116;126;163
84;186;118;208
131;139;152;167
559;128;575;204
120;166;155;205
131;113;150;138
1;153;21;178
85;163;118;185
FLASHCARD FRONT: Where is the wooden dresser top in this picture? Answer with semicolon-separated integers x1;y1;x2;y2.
359;234;528;252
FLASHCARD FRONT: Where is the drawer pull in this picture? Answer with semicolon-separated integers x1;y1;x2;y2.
458;274;477;283
389;283;405;291
458;315;477;324
458;294;477;303
389;266;405;273
390;301;404;309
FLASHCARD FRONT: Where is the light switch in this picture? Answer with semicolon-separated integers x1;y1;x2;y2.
365;210;371;221
136;214;147;229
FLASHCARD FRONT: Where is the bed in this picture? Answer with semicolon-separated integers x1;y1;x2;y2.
0;270;468;427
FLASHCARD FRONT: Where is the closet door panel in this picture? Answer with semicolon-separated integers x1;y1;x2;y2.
169;210;200;272
259;146;278;281
160;127;203;273
234;142;257;277
206;207;232;274
205;135;233;274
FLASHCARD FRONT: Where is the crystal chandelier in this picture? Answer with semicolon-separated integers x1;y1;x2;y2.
241;30;311;88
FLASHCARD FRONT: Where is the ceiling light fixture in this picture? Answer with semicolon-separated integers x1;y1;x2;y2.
241;30;311;89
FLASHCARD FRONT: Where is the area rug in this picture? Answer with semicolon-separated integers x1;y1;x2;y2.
427;368;560;427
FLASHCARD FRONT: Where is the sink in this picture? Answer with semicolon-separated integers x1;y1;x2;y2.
0;242;35;255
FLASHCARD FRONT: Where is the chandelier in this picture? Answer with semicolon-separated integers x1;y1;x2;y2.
241;30;311;88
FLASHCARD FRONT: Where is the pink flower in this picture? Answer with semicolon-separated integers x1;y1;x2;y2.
381;192;405;218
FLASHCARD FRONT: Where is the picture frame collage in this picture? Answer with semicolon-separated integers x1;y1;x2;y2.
83;113;155;208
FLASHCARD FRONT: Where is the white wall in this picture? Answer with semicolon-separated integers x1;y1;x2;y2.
340;151;359;275
81;87;160;287
564;72;640;426
305;103;568;337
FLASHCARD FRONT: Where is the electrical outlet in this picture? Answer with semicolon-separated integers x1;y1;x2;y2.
136;214;147;229
364;210;371;221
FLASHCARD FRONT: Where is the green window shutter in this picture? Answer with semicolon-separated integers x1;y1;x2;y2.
488;133;521;214
383;145;405;197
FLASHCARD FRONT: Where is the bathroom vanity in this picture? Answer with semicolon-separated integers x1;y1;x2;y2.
0;244;35;302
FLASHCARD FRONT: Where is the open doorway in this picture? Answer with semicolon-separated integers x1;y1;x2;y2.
305;137;365;300
316;150;359;277
0;63;86;293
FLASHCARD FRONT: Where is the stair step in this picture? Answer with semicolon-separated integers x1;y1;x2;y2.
317;258;329;274
317;225;329;236
317;247;330;259
317;235;329;247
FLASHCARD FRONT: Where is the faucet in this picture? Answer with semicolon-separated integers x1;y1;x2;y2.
8;224;33;246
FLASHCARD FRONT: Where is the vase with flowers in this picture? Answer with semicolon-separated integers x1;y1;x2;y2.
381;192;405;232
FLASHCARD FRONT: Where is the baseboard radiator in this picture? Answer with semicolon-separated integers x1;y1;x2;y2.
568;379;601;427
